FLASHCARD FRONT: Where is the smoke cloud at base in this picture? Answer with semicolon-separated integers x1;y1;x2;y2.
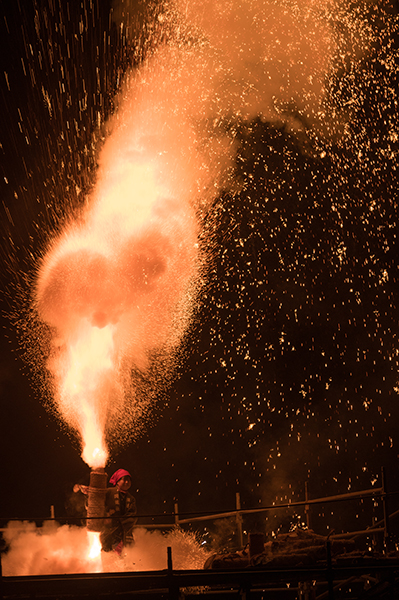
2;523;210;576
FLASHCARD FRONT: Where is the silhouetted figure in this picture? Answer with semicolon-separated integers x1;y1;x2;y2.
100;469;137;554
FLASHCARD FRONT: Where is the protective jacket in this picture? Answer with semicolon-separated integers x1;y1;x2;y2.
100;487;137;552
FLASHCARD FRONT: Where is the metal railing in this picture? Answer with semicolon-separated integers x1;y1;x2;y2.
1;467;395;547
171;467;392;548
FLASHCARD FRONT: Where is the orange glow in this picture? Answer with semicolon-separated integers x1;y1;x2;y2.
87;531;102;567
35;152;198;467
60;323;115;468
90;163;161;235
35;7;212;469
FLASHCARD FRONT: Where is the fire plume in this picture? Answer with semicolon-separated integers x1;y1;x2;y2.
87;531;102;565
61;323;114;468
35;125;199;466
32;0;336;469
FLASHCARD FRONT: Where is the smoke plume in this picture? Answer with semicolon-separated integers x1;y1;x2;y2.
2;523;209;576
34;0;368;465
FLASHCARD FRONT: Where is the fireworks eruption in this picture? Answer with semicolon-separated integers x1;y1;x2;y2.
0;0;399;562
34;123;200;466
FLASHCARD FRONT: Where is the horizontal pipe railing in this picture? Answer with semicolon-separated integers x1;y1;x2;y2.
1;480;395;543
2;559;399;596
2;484;393;527
174;485;385;524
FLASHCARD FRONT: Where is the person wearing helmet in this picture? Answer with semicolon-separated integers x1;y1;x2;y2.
100;468;137;554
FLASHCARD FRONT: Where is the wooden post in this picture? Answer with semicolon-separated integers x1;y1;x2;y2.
167;546;173;571
305;481;311;530
0;542;3;600
326;540;335;600
167;547;179;600
236;492;244;549
174;502;179;526
381;467;390;551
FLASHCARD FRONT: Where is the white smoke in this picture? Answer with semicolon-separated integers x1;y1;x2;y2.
113;0;341;135
2;523;210;576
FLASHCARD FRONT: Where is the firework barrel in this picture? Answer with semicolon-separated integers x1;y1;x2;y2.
86;468;107;532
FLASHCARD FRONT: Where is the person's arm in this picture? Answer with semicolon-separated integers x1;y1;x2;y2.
73;484;89;494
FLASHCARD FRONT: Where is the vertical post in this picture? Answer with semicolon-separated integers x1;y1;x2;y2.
50;505;55;520
326;540;334;600
167;546;173;571
236;492;244;549
381;467;390;551
371;511;378;552
167;546;179;600
174;502;179;526
371;497;378;552
305;481;311;530
0;542;3;600
239;582;251;600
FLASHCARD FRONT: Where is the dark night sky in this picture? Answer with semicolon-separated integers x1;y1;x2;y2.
1;0;399;544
